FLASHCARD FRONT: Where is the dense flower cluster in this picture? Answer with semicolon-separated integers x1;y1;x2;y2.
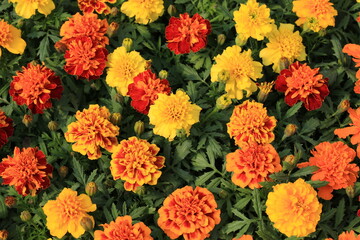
0;20;26;57
121;0;164;25
9;0;55;18
0;111;13;148
78;0;115;14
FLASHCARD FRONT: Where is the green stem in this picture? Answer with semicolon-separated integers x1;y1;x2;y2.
202;107;219;123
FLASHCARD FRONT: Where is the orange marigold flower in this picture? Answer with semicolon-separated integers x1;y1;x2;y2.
64;37;108;80
110;136;165;191
158;186;221;240
43;188;96;239
78;0;116;14
65;104;119;160
0;147;53;196
9;63;63;114
227;100;277;148
0;20;26;57
94;215;153;240
275;61;329;111
343;44;360;94
326;231;360;240
0;110;13;148
298;141;359;200
266;178;322;237
226;143;282;189
233;235;253;240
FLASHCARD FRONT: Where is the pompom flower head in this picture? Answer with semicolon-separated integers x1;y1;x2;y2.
128;69;171;114
326;231;360;240
9;0;55;19
165;13;211;54
298;141;359;200
78;0;116;14
0;110;13;148
148;90;202;141
210;45;263;99
0;147;53;196
94;215;153;240
65;104;119;160
233;0;274;41
227;100;277;148
266;178;322;237
0;20;26;57
342;44;360;94
226;143;282;189
43;188;96;239
9;63;63;114
259;24;307;73
158;186;221;240
275;61;329;111
106;46;147;96
110;137;165;191
121;0;164;24
292;0;337;32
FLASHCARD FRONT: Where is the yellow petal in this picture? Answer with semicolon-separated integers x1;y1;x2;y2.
14;1;37;19
37;0;55;16
5;25;26;55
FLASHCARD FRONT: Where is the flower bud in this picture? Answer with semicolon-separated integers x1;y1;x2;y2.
216;94;232;110
283;155;295;164
145;60;152;70
235;34;248;47
80;217;94;232
48;121;59;131
4;196;16;208
282;124;297;140
114;93;124;103
217;34;226;46
0;230;8;240
217;70;230;82
22;114;33;127
20;211;31;222
337;99;350;114
257;81;274;103
346;185;355;199
218;189;229;198
134;120;145;136
85;182;98;197
110;113;122;126
279;57;290;71
110;7;119;16
122;38;133;52
134;186;146;195
167;4;177;16
54;41;67;53
107;22;119;38
159;70;168;79
58;166;69;179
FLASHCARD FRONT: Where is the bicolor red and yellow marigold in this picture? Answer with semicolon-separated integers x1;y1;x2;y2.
0;111;13;148
9;63;63;114
65;104;119;160
0;20;26;57
43;188;96;239
9;0;55;18
165;13;211;54
121;0;164;25
94;215;153;240
158;186;221;240
266;178;322;237
0;147;52;196
275;61;329;111
78;0;116;14
342;44;360;94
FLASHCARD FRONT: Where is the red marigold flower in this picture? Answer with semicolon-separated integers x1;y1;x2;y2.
158;186;221;240
165;13;211;54
226;143;282;189
9;63;63;114
64;37;108;80
0;147;53;196
127;69;171;114
78;0;116;14
275;61;329;111
0;110;13;148
298;141;359;200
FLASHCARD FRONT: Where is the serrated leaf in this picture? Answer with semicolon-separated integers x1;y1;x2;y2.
301;117;320;134
174;140;192;164
252;189;262;219
232;208;249;221
38;35;50;62
178;63;202;81
192;152;210;171
111;203;118;220
335;198;345;227
284;102;302;119
72;157;87;186
87;169;98;184
130;206;148;219
225;221;247;234
195;171;215;186
306;180;329;188
291;166;319;178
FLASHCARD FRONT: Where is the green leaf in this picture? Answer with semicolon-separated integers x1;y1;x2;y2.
178;63;202;81
191;152;210;171
195;171;215;186
72;157;87;186
300;118;320;134
306;180;329;188
38;35;50;62
174;140;192;164
111;203;119;220
291;166;319;178
87;169;98;184
335;198;345;227
224;221;247;234
284;102;302;119
130;206;148;219
252;189;262;219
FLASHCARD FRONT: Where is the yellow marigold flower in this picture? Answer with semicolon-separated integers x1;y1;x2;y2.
121;0;164;25
148;90;201;141
266;179;322;237
227;100;276;148
259;24;306;73
211;45;263;99
43;188;96;239
106;46;147;96
110;137;165;191
65;104;119;160
233;0;274;41
0;20;26;57
292;0;337;32
9;0;55;19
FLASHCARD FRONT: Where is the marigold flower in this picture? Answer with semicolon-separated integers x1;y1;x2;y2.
0;147;53;196
106;46;147;96
233;235;253;240
94;215;153;240
298;141;359;200
121;0;164;24
275;61;329;111
148;90;201;141
64;37;108;80
233;0;274;41
226;143;281;189
0;111;13;148
9;63;63;114
43;188;96;239
325;231;360;240
259;24;307;73
110;137;165;191
266;178;322;237
158;186;221;240
0;20;26;57
292;0;337;32
65;104;119;160
343;44;360;94
211;45;263;99
227;100;276;148
78;0;116;14
165;13;211;54
9;0;55;19
128;69;171;114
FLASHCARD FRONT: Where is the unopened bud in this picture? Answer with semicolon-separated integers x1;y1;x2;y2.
235;34;248;47
159;70;168;79
134;186;146;195
4;196;16;208
48;121;58;131
282;124;297;140
279;57;290;71
217;70;230;82
257;81;274;103
80;217;94;232
114;93;123;103
110;7;119;16
134;120;145;136
337;99;350;114
346;185;355;199
0;230;8;240
145;60;152;70
216;94;232;110
167;4;177;16
283;155;295;164
54;41;67;53
110;113;122;126
22;114;33;127
85;182;98;197
58;166;69;179
217;34;226;46
219;190;229;198
20;211;31;222
107;22;119;38
122;38;133;52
